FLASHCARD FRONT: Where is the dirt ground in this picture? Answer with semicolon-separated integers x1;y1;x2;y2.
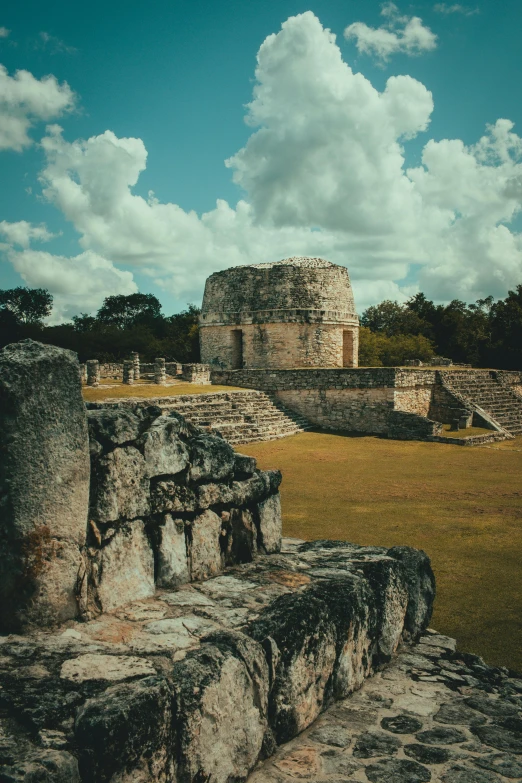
239;431;522;672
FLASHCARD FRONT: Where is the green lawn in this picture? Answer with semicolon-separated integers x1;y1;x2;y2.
239;432;522;672
83;380;244;402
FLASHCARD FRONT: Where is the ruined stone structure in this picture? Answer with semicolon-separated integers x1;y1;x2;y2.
0;340;445;782
200;257;360;370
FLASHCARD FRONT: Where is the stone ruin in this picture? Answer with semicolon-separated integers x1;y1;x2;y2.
200;257;360;371
0;339;442;782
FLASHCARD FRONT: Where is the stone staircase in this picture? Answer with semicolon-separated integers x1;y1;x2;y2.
156;390;312;444
442;370;522;436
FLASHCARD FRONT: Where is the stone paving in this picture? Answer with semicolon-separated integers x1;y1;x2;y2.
248;631;522;783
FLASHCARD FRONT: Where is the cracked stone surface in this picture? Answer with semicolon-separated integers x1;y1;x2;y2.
247;629;522;783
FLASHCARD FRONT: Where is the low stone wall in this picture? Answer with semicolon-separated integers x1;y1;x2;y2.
211;368;439;436
0;540;435;783
181;362;211;384
83;403;282;618
0;341;282;631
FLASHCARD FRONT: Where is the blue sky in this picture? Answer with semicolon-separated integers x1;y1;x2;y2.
0;0;521;321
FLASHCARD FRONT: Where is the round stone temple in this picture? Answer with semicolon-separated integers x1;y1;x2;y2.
199;257;359;370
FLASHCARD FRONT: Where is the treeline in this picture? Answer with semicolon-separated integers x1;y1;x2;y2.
359;288;522;369
2;285;521;369
0;289;201;363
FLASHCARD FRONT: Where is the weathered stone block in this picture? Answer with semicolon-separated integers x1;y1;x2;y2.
91;521;155;613
87;407;145;448
0;340;90;631
256;492;282;554
172;631;269;782
190;509;223;581
75;676;174;783
90;446;149;523
156;515;189;588
142;415;189;477
189;434;236;482
150;479;197;513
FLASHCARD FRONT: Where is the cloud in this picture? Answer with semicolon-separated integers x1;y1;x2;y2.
0;27;10;38
6;247;137;323
2;12;522;319
0;220;58;248
433;4;479;15
0;65;75;151
344;3;437;62
38;31;77;55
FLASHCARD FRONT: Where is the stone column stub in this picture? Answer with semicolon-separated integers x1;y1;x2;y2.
86;359;100;387
131;351;140;380
0;339;90;631
154;357;167;385
123;360;134;385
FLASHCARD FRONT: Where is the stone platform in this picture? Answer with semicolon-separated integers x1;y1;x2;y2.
249;632;522;783
0;539;435;782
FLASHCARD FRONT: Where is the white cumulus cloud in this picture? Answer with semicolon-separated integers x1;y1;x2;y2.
1;12;522;319
433;4;479;16
0;65;75;151
344;3;437;62
0;220;58;248
0;27;10;38
6;247;137;323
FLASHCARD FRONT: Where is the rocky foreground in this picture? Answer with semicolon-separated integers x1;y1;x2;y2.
0;539;434;782
249;628;522;783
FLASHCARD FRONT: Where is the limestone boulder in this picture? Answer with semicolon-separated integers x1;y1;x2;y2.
87;521;155;614
90;446;149;523
189;509;223;581
0;339;90;631
87;407;149;449
150;478;197;513
256;492;283;554
172;631;269;783
189;434;236;483
75;676;175;783
233;453;257;477
141;415;189;477
156;514;190;588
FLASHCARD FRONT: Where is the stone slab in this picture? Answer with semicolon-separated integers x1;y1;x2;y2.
248;632;522;783
0;540;435;782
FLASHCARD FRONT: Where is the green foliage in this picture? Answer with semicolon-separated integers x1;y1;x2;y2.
0;287;202;363
0;287;53;325
96;293;163;329
361;288;522;368
358;327;435;367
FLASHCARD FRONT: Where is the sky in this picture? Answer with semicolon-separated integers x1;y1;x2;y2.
0;0;521;323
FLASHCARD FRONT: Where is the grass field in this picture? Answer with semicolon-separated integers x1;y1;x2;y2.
83;380;244;402
239;432;522;672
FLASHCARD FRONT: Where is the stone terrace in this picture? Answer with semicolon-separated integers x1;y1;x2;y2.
443;371;522;436
93;390;313;445
248;614;522;783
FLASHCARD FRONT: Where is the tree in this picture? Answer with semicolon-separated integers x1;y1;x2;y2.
0;287;53;324
361;299;428;337
96;293;162;329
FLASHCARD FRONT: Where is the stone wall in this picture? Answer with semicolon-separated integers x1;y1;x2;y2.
201;322;359;370
83;403;281;618
211;368;439;435
0;341;282;631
